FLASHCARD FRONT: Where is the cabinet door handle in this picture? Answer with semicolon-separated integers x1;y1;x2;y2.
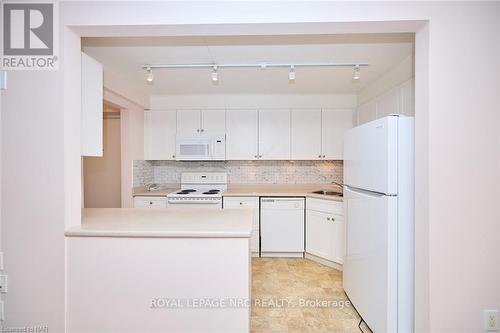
323;155;326;158
201;129;204;132
197;129;200;133
318;154;322;158
172;154;175;158
254;155;258;158
149;202;153;205
239;202;243;205
327;217;331;221
331;217;335;222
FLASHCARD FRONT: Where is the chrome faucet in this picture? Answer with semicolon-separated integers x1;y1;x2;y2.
331;181;344;190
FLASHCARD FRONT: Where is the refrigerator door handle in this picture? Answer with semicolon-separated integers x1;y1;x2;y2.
345;185;389;197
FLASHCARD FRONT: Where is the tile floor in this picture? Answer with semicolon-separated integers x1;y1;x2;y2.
251;258;371;333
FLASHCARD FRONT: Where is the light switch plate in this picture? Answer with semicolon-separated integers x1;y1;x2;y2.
484;309;499;331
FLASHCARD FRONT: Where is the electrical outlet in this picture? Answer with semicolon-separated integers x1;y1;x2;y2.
484;309;498;331
0;275;7;293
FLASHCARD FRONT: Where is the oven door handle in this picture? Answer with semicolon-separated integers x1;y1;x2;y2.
167;200;222;204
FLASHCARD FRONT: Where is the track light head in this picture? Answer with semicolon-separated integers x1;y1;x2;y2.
289;65;295;82
211;66;218;83
353;65;361;81
146;67;154;82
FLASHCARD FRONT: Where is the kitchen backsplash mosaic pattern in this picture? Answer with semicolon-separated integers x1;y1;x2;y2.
133;160;343;187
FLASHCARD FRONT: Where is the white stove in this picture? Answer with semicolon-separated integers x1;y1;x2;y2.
167;172;227;209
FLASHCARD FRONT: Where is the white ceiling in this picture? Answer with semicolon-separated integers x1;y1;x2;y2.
82;34;414;96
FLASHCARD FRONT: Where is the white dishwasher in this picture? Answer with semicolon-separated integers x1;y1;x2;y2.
260;197;305;258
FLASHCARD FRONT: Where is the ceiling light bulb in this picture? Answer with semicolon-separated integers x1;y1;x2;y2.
289;65;295;81
146;67;154;82
211;66;218;82
353;65;361;81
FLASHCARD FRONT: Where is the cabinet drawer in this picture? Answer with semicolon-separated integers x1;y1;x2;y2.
306;197;343;214
223;196;259;208
223;196;260;230
133;196;167;208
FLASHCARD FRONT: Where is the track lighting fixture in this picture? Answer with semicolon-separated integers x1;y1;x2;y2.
142;62;368;84
211;66;218;83
353;65;361;81
146;67;154;82
289;65;295;82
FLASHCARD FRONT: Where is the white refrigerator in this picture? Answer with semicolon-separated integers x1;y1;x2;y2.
343;115;414;333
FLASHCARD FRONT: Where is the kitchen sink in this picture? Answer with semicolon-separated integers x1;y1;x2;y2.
311;190;343;197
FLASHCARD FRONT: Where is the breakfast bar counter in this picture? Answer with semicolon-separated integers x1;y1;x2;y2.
66;208;253;238
65;208;252;333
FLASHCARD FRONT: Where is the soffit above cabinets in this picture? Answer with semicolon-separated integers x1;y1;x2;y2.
82;33;414;96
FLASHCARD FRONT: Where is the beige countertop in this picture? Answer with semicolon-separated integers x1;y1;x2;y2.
132;185;179;197
65;208;253;238
132;184;343;202
223;184;343;202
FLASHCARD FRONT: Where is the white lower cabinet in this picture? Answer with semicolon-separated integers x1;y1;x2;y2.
223;196;260;255
133;196;167;208
306;198;344;264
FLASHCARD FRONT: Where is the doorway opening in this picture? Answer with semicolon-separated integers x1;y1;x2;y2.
82;103;122;208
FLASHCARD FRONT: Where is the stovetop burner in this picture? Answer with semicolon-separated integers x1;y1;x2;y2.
176;189;197;194
202;189;220;195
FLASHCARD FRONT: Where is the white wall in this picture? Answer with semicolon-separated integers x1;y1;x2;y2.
83;116;122;208
1;2;499;333
2;71;65;331
103;90;144;208
150;93;357;110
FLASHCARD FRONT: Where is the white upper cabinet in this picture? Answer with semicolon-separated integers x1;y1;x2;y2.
201;109;226;133
144;111;177;160
321;109;353;160
176;110;201;136
81;52;103;156
258;109;291;160
177;109;226;136
143;107;356;161
226;109;259;160
291;109;322;160
356;78;414;125
377;86;400;118
400;79;414;116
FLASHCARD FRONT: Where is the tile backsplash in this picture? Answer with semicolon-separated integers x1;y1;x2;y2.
133;160;342;187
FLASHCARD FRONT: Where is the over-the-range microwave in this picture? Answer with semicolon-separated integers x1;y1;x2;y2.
175;134;226;161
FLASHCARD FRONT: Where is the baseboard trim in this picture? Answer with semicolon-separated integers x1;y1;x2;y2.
305;253;343;271
261;252;304;258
